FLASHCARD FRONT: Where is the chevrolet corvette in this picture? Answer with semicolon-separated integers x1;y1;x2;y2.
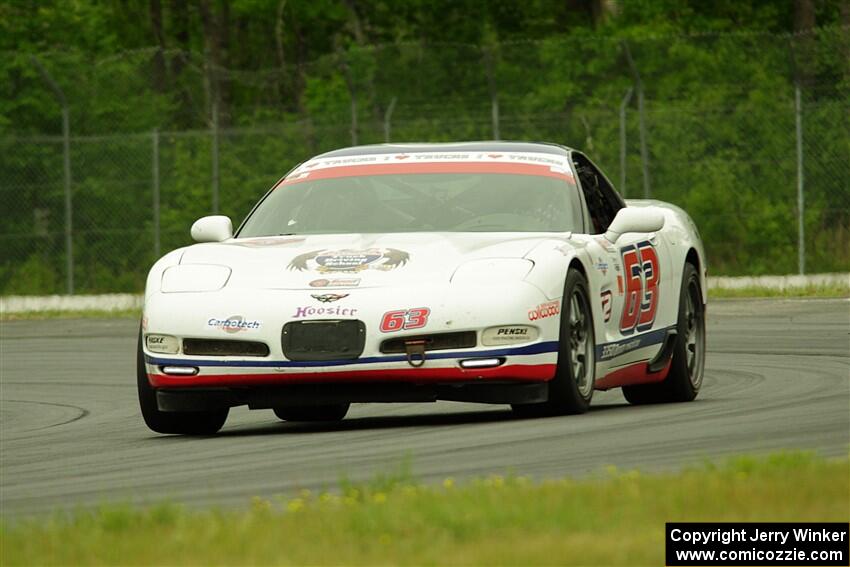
139;142;706;434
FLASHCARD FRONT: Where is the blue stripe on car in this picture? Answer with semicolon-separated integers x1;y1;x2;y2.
595;325;676;361
146;340;561;368
145;325;677;369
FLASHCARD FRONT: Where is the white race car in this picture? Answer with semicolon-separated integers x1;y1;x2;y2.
139;142;706;435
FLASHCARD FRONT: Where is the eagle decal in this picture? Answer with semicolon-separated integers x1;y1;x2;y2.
288;250;321;271
381;248;410;270
288;248;410;273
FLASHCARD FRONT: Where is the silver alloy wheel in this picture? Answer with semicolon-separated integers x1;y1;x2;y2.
568;287;595;398
684;280;705;389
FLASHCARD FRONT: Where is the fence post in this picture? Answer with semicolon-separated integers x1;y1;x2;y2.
483;47;500;140
795;84;805;275
384;97;397;143
31;55;74;294
336;50;359;146
636;88;651;199
622;42;651;199
152;128;161;259
619;87;633;197
61;107;74;294
349;92;358;146
211;101;220;214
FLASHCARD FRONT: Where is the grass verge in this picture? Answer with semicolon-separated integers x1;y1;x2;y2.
708;282;849;299
0;308;141;321
2;452;847;566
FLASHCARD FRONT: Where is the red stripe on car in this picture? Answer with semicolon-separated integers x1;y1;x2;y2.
148;363;557;388
594;360;671;390
279;162;574;186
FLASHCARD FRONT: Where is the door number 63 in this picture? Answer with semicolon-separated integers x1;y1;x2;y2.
620;241;660;335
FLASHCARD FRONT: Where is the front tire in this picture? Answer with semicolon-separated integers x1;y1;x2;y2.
273;404;350;422
513;269;596;417
137;328;229;435
622;262;705;405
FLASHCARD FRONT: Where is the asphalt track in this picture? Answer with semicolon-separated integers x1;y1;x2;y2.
1;298;848;517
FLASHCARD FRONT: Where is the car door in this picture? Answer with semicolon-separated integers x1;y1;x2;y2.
570;153;672;370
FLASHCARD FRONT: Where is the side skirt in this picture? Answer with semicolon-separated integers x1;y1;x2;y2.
594;359;672;391
594;328;677;390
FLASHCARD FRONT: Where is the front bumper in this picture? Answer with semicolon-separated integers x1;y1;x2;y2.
156;380;551;411
143;282;561;389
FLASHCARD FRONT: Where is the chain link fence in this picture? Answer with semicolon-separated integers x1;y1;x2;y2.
1;30;848;295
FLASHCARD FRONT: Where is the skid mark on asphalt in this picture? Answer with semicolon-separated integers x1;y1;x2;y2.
0;398;90;433
0;298;848;517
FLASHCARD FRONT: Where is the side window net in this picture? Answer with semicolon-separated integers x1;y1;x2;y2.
573;154;622;233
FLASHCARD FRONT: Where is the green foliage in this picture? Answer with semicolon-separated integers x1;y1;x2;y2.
1;254;60;295
0;2;848;293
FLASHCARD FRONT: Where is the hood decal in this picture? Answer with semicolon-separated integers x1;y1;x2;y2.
288;248;410;273
179;233;568;290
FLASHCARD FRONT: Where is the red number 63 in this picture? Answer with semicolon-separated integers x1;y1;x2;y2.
619;241;660;335
380;308;430;333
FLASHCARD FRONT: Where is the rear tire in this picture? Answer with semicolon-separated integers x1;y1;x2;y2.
512;269;595;417
273;404;349;422
137;328;229;435
622;262;705;405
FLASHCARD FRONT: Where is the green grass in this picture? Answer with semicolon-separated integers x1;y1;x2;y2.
708;282;849;299
2;452;847;566
0;308;141;321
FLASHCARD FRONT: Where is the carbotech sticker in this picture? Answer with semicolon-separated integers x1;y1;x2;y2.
208;316;261;333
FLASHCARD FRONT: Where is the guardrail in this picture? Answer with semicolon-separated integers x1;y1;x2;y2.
708;272;849;291
1;273;847;315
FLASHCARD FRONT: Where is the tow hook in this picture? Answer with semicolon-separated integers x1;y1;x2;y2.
404;339;427;367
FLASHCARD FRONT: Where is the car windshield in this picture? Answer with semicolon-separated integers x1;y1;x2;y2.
238;164;582;237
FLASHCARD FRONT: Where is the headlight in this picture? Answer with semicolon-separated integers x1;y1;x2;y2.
451;259;534;285
161;264;231;293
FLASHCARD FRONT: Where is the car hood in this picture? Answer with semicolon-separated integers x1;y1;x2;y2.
177;232;566;290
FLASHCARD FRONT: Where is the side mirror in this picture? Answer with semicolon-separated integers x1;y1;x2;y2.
191;215;233;243
604;207;665;243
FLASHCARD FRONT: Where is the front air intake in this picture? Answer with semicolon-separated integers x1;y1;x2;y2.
182;338;270;357
282;320;367;361
380;331;477;354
